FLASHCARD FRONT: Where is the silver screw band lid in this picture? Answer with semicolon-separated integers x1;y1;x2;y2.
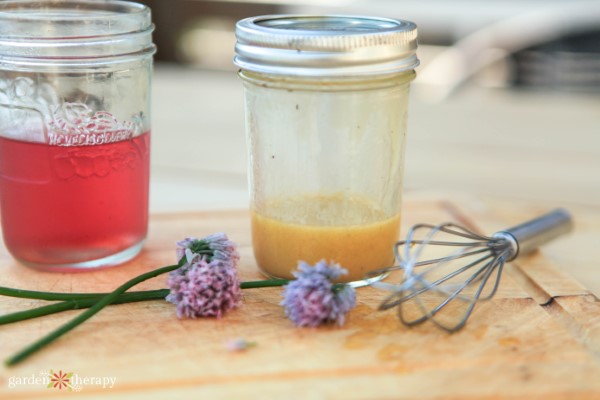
234;15;419;77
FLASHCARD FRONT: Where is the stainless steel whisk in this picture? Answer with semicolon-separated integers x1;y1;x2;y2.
369;209;573;332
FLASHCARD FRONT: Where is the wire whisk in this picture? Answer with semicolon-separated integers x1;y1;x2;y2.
369;209;573;332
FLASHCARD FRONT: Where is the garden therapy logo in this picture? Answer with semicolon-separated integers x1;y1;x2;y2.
8;370;116;391
46;370;73;390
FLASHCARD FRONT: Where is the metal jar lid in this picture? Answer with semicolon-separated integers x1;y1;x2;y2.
234;15;419;77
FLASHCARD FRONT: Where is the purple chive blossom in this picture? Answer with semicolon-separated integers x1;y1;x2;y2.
176;233;239;266
166;257;242;318
167;233;242;318
281;260;356;327
175;237;197;263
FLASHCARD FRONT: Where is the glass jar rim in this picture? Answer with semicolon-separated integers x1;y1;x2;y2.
0;0;155;64
0;0;150;36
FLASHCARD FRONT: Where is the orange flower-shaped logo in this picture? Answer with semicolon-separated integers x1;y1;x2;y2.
47;370;73;390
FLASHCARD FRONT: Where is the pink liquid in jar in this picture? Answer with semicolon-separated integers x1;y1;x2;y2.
0;131;150;268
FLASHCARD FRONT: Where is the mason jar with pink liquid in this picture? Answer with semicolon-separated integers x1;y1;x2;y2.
0;1;155;270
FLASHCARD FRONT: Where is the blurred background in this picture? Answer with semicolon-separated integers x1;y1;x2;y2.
138;0;600;208
141;0;600;92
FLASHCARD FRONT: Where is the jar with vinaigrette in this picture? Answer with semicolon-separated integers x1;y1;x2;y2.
234;15;418;284
0;1;154;270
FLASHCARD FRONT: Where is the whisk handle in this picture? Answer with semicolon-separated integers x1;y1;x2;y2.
496;208;573;261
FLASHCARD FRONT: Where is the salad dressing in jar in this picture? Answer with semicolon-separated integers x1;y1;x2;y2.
235;15;418;283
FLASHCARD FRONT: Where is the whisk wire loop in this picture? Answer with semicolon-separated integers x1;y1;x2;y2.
424;255;506;331
370;209;572;332
371;222;512;332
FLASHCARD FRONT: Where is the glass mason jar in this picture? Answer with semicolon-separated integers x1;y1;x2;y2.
0;1;155;270
234;15;418;283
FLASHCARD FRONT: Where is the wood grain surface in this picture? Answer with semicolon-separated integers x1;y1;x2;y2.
0;197;599;399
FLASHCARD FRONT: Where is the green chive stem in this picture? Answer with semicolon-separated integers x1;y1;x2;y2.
4;263;181;366
4;258;288;367
0;286;162;301
0;280;289;326
241;279;289;289
0;279;290;300
0;289;169;325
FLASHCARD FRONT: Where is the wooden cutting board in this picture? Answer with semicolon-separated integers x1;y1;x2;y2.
0;196;599;399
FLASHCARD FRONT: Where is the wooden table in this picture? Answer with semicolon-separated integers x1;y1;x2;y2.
1;195;599;399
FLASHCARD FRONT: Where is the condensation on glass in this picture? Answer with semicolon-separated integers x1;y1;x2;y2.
235;15;419;284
